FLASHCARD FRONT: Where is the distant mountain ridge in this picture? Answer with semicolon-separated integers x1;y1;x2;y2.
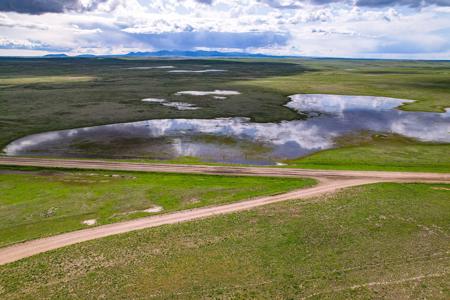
43;50;294;58
123;50;288;58
43;54;69;58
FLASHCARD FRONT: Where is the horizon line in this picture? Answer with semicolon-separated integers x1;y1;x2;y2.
0;51;449;61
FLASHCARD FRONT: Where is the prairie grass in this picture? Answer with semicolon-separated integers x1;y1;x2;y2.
1;182;448;298
0;167;314;246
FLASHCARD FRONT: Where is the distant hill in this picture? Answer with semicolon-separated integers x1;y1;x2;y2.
41;50;296;59
123;50;288;58
43;54;69;58
76;54;97;58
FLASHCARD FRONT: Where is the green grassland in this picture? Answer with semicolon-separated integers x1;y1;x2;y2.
1;58;449;148
235;58;450;113
1;57;449;300
286;135;450;173
0;58;305;148
0;167;314;247
0;75;95;86
1;182;449;299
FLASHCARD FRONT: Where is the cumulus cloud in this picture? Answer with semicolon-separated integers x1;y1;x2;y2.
259;0;303;9
260;0;450;8
0;13;48;29
311;27;378;38
0;37;69;51
0;0;449;58
356;0;450;8
194;0;214;4
0;0;109;15
1;0;449;16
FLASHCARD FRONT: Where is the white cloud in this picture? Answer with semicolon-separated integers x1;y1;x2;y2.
0;0;448;58
0;13;49;30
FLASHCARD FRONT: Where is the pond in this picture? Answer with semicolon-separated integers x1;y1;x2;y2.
4;94;450;165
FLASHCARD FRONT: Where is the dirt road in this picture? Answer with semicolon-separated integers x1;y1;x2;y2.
0;156;448;265
1;157;449;181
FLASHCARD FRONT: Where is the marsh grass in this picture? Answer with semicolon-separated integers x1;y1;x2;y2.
286;134;450;172
1;57;448;171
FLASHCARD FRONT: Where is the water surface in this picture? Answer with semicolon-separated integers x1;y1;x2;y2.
5;95;450;165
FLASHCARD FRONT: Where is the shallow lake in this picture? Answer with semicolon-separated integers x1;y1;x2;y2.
4;94;450;165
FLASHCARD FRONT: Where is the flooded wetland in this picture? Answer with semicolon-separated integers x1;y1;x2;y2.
1;58;449;169
5;94;450;165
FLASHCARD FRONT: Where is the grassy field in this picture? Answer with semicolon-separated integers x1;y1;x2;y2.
0;167;314;247
0;76;95;85
286;135;450;173
235;59;450;113
0;58;304;148
1;57;449;148
1;182;449;299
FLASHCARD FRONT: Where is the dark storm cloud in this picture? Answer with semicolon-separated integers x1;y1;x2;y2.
0;0;108;15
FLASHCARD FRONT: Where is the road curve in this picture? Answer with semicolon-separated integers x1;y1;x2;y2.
0;178;378;265
0;156;449;265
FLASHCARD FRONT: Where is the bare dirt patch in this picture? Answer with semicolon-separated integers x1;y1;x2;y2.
432;187;450;191
82;219;97;226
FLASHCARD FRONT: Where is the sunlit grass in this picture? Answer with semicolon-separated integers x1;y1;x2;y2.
233;62;450;113
286;135;450;172
0;167;314;247
0;76;95;86
1;182;449;298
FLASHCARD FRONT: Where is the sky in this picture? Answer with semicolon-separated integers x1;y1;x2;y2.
0;0;449;59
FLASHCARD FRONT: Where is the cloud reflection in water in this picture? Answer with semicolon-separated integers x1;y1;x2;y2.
5;95;450;165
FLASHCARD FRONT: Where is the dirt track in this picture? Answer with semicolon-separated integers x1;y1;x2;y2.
0;156;449;266
1;157;449;181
